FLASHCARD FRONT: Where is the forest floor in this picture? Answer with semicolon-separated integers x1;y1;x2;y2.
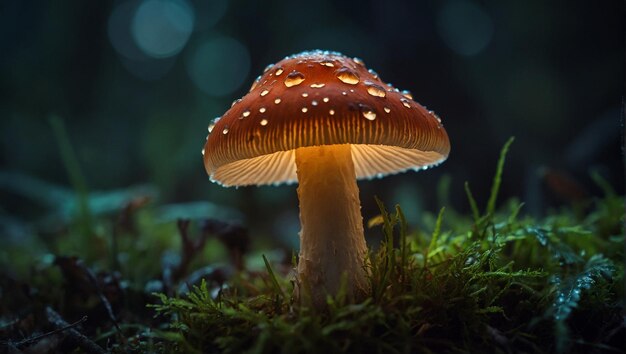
1;139;623;353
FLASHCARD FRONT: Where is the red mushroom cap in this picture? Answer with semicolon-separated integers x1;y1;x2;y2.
203;50;450;186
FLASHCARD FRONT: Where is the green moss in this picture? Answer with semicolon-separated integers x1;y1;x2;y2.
1;139;622;353
149;140;624;354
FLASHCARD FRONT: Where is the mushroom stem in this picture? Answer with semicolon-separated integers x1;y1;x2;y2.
294;144;370;307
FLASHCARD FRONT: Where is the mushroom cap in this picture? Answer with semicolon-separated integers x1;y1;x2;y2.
203;50;450;186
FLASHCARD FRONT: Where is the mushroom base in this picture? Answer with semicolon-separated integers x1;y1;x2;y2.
294;144;370;308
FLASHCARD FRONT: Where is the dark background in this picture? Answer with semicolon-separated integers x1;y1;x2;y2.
1;0;623;247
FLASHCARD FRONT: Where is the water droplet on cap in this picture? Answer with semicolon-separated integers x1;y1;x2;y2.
243;110;251;117
250;75;262;90
259;107;266;113
260;89;269;97
208;117;220;133
201;148;205;155
320;60;334;67
260;119;268;126
310;83;325;88
336;67;359;85
222;126;229;134
302;107;308;113
365;81;386;97
428;110;442;123
284;71;305;87
400;98;411;108
384;107;391;113
311;100;318;106
360;104;376;120
264;63;274;73
275;67;284;76
368;69;379;79
353;57;365;66
323;97;329;102
401;90;413;99
329;109;335;115
274;98;281;104
302;92;309;97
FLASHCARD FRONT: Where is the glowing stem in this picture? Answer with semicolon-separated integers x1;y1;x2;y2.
294;144;369;307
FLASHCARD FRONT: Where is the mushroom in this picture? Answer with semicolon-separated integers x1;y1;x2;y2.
202;50;450;307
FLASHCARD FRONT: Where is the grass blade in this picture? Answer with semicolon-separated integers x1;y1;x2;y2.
262;254;285;299
49;114;92;234
464;181;480;222
485;137;515;216
425;207;445;267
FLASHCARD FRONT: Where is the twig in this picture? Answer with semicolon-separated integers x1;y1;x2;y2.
54;256;123;341
72;258;123;336
14;315;87;348
45;307;107;354
172;219;199;282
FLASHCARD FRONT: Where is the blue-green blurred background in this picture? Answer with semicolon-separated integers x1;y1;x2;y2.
1;0;623;246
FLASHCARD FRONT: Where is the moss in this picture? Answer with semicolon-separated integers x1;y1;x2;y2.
1;139;622;353
149;139;624;354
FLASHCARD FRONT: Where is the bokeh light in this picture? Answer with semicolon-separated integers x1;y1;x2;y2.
186;35;250;97
131;0;195;59
1;0;622;238
437;0;494;56
108;0;196;80
108;1;144;60
193;0;229;31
